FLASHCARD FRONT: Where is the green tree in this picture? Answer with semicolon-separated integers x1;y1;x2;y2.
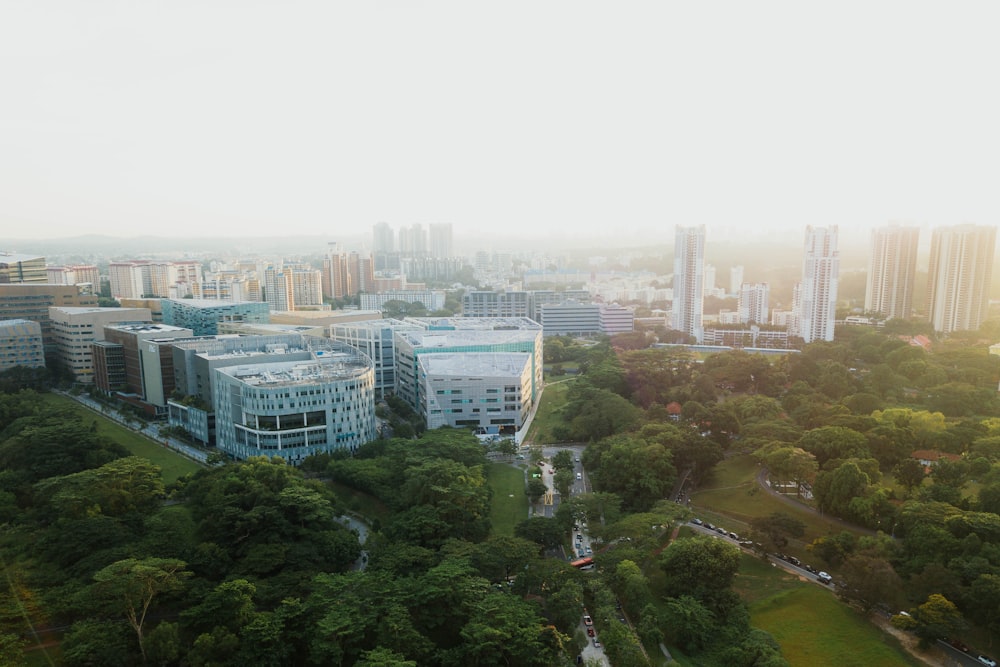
449;594;568;667
967;574;1000;639
525;477;547;503
144;622;180;667
659;537;741;610
893;594;966;647
893;458;926;494
356;648;418;667
61;619;133;667
662;595;715;653
584;435;676;513
751;512;805;549
181;578;256;636
837;554;903;612
813;461;870;518
797;426;869;467
91;558;191;663
514;517;564;549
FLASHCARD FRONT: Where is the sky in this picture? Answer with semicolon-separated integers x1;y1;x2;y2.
2;1;1000;246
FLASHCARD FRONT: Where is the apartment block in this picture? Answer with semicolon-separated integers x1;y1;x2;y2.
865;224;919;320
797;226;839;343
738;283;770;325
927;224;997;333
671;225;706;342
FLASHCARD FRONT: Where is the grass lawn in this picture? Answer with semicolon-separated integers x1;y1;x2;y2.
751;586;923;667
525;379;576;444
487;462;529;536
39;393;202;485
691;454;863;556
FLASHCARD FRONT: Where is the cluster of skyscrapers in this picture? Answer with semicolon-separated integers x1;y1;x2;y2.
670;222;997;345
864;224;996;334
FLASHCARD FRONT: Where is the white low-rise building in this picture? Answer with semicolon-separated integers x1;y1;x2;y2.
421;352;533;431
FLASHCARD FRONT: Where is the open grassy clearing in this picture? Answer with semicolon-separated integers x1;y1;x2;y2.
751;586;923;667
525;379;576;444
691;454;863;557
38;393;202;484
487;462;529;536
691;455;925;666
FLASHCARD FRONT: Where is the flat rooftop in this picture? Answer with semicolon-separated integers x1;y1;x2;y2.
105;323;191;334
420;352;531;377
0;252;44;263
217;352;370;386
165;298;263;309
405;317;542;331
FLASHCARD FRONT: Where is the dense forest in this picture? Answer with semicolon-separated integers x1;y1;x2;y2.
2;320;1000;664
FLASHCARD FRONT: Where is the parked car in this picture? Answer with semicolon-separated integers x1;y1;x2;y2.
583;614;593;626
787;556;801;566
692;518;704;526
817;571;833;585
593;639;601;648
587;627;595;637
978;656;996;667
705;523;716;530
728;532;739;540
715;527;726;535
804;564;817;574
948;638;970;652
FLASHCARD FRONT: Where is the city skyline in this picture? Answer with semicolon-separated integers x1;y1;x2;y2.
3;3;1000;242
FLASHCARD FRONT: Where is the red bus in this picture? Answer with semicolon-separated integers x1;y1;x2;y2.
570;557;594;569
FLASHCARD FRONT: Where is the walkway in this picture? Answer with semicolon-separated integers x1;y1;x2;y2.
58;390;208;464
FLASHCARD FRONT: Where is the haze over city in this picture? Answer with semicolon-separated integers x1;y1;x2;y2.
3;2;1000;245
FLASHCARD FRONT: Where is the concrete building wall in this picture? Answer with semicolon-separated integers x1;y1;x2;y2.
0;319;45;370
49;307;152;382
214;350;376;464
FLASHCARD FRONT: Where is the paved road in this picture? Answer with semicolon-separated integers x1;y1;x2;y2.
337;514;370;571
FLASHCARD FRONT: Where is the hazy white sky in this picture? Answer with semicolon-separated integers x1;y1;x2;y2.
2;2;999;244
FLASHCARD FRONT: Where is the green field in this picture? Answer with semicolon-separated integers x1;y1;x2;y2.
691;454;861;561
525;379;575;444
689;454;926;666
487;462;529;536
751;586;922;667
39;393;202;484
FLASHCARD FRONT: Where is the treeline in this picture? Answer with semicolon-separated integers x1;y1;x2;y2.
545;326;1000;655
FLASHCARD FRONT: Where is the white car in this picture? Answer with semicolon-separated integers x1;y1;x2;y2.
978;656;997;667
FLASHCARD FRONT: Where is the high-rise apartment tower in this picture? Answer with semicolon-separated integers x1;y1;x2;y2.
865;224;919;320
797;226;839;343
926;224;997;333
671;225;705;343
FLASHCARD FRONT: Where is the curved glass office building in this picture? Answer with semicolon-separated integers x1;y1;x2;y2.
214;347;375;464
